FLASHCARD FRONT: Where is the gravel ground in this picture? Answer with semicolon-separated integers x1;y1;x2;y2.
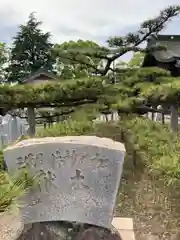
115;154;180;240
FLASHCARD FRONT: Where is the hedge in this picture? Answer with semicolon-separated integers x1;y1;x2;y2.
0;67;176;112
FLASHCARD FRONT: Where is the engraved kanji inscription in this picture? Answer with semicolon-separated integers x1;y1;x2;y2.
29;197;41;206
90;153;109;169
70;169;89;190
38;169;57;192
71;151;88;167
36;153;43;165
16;156;26;169
71;150;78;167
52;149;65;168
16;152;44;169
25;153;36;168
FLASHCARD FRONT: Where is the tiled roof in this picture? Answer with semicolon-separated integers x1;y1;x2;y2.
20;69;57;84
147;35;180;63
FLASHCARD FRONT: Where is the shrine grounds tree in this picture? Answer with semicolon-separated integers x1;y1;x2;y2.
6;12;55;83
0;42;9;82
127;52;145;68
54;40;104;79
57;5;180;76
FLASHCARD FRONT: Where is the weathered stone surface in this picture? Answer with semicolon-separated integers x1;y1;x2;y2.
17;222;122;240
75;226;122;240
4;136;125;229
17;222;71;240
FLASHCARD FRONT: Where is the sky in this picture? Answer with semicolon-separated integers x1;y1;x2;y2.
0;0;180;61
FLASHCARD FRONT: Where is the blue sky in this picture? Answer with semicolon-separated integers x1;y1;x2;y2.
0;0;180;62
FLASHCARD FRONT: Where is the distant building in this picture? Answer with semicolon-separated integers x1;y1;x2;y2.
20;70;58;85
142;34;180;76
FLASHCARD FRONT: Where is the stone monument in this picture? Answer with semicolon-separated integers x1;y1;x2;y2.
4;136;125;239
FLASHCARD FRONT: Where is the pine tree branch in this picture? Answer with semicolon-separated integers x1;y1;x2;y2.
58;5;180;76
101;5;180;75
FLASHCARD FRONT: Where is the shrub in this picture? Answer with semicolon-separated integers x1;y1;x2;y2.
36;119;95;137
119;116;180;188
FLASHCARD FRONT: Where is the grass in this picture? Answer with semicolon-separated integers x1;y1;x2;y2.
0;159;39;213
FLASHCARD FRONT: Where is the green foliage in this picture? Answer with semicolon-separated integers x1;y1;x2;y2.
0;168;38;212
111;67;171;112
7;12;55;83
0;42;9;82
36;119;94;137
0;164;40;212
70;104;101;121
119;116;180;188
140;78;180;105
0;67;175;113
54;40;103;78
0;151;5;170
0;150;38;212
0;77;109;109
127;52;145;67
35;116;123;143
0;172;24;212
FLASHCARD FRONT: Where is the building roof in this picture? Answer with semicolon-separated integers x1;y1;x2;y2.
21;70;58;84
146;34;180;63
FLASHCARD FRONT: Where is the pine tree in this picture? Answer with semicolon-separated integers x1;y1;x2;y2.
7;12;55;83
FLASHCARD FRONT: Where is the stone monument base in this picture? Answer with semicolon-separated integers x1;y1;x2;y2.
17;218;135;240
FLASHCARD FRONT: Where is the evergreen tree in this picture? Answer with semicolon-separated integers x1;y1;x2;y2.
54;40;103;79
7;13;55;83
0;42;9;82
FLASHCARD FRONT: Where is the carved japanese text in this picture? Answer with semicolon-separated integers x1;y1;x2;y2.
38;169;57;192
70;169;89;190
16;152;44;169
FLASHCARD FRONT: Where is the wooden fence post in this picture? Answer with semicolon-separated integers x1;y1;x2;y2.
27;107;36;136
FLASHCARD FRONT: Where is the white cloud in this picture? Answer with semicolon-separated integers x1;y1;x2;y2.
0;0;179;44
